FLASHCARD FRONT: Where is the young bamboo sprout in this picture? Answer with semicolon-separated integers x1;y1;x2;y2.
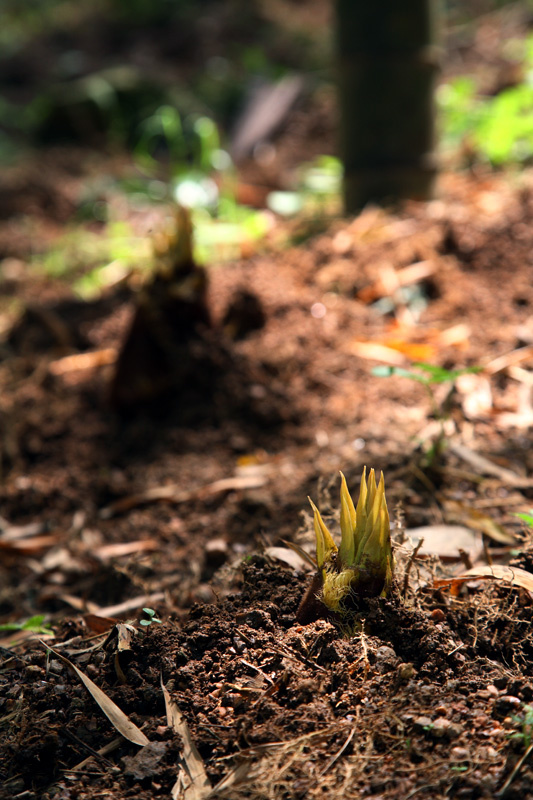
300;468;393;620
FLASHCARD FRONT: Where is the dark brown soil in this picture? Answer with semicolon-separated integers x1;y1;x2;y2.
3;5;533;799
2;164;533;800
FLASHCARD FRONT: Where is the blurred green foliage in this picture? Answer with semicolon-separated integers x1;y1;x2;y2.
8;0;533;292
439;34;533;165
0;614;53;636
515;510;533;527
33;219;151;299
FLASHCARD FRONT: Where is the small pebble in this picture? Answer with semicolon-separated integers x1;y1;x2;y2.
483;727;505;739
376;646;396;660
431;608;445;623
431;717;463;739
493;676;508;690
479;745;499;760
451;746;470;762
413;716;433;731
494;696;521;716
204;538;228;568
396;663;415;682
24;665;43;681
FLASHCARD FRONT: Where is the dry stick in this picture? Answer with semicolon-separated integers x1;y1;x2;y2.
482;534;494;566
497;740;533;798
359;626;370;681
271;643;327;673
405;781;441;799
317;724;357;779
67;736;123;772
402;538;424;599
239;658;274;686
471;602;480;651
458;548;473;570
62;729;117;768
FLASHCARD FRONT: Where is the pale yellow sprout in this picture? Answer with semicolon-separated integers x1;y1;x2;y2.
308;467;393;615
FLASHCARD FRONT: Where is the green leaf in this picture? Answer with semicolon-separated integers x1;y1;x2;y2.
413;362;483;383
515;511;533;528
0;614;53;635
21;614;47;629
371;365;430;384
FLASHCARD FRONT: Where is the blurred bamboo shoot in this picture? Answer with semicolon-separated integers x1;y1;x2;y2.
110;206;210;409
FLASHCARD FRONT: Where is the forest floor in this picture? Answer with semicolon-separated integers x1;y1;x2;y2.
2;158;533;800
3;4;533;800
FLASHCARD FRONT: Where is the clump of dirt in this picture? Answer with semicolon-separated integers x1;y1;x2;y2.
3;558;533;800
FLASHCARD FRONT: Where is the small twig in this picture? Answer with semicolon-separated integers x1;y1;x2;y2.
239;658;274;686
458;548;473;570
471;601;480;651
68;736;123;772
409;464;436;493
318;724;356;778
447;642;464;657
271;643;327;673
359;625;370;681
483;534;494;566
402;538;424;599
497;740;533;798
394;502;406;545
62;729;116;768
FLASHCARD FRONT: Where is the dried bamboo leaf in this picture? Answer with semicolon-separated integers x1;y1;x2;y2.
444;500;516;545
408;524;481;560
264;546;308;571
161;679;211;800
100;474;267;518
434;564;533;596
450;443;533;487
41;643;149;746
209;762;251;796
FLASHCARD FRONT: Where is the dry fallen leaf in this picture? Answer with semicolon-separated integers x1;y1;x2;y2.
455;373;493;419
0;518;48;541
356;260;436;304
161;679;212;800
41;643;149;746
93;539;159;561
450;443;533;487
0;535;61;554
100;474;268;518
443;500;517;545
96;592;166;619
84;613;117;634
348;341;408;365
48;348;117;375
484;345;533;375
264;546;310;571
407;525;482;561
434;564;533;597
